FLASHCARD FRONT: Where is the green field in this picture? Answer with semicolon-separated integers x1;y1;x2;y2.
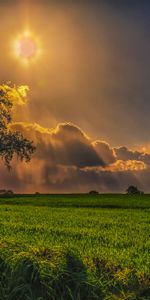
0;195;150;300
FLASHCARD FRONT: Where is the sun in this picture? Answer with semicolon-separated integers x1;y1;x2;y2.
17;37;37;59
13;30;41;65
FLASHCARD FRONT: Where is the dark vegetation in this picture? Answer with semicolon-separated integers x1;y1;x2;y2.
0;193;149;209
89;190;99;195
126;185;144;195
0;84;35;169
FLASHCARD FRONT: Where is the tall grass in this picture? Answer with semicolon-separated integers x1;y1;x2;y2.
0;194;150;299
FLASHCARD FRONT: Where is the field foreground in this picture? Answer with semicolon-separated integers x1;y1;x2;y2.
0;194;150;300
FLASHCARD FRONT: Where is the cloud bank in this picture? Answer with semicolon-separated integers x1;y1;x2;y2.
0;121;148;193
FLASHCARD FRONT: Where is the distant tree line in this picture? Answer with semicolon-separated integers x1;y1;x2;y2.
0;189;14;196
88;185;144;195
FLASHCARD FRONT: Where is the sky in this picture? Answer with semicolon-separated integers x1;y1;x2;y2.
1;0;150;193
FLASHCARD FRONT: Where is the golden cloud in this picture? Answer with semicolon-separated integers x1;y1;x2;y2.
107;160;147;172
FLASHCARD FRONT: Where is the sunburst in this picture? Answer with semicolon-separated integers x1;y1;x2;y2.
13;30;42;65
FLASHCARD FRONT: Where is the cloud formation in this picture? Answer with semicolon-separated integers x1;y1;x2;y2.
11;122;105;168
114;146;150;167
92;140;116;165
0;121;148;193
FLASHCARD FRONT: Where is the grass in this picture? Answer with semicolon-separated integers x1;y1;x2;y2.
0;194;150;299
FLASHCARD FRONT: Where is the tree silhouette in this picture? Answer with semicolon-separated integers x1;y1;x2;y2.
126;185;144;195
0;84;35;169
89;190;99;195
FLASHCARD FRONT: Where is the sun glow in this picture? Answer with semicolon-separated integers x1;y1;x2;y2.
13;30;42;65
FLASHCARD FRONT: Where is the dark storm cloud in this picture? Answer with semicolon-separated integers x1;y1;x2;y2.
11;122;106;168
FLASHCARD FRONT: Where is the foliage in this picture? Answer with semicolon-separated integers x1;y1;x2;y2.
89;190;99;195
0;194;150;299
126;185;144;195
0;84;35;168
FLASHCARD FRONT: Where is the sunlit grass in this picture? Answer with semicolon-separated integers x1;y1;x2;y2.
0;194;150;299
